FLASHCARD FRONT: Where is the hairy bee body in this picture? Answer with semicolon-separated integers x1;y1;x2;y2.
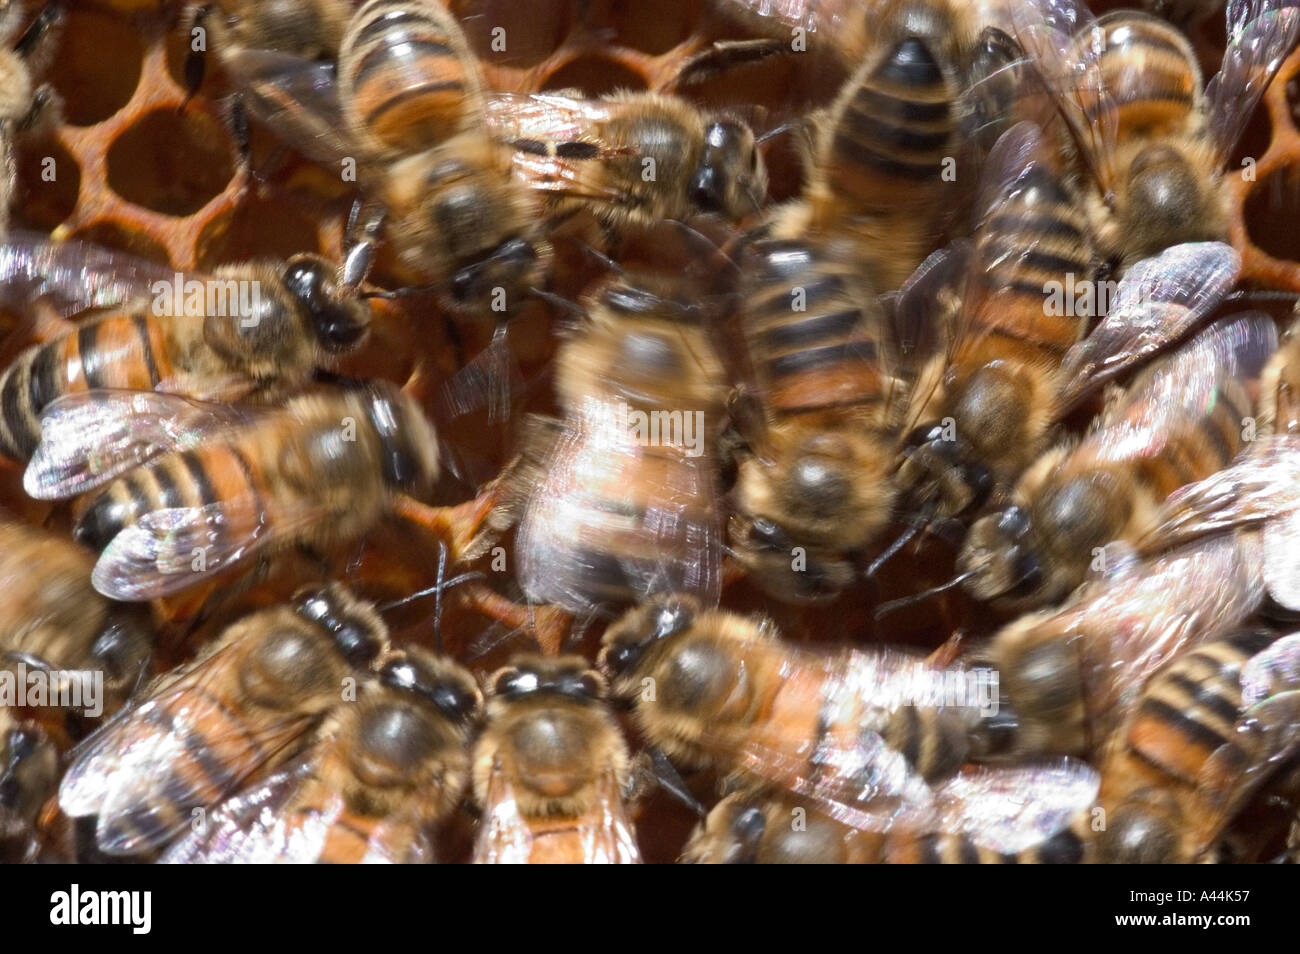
0;256;367;462
683;791;1094;864
59;584;389;856
472;656;639;864
1098;629;1280;863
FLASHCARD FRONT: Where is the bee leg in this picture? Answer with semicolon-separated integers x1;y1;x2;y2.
671;38;790;89
639;747;707;819
342;200;387;295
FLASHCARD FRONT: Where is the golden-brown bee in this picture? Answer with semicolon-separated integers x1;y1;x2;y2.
600;596;982;830
893;122;1096;523
484;90;768;229
975;533;1268;763
768;0;1025;293
726;236;908;603
1261;313;1300;437
0;1;59;233
682;760;1099;864
1013;0;1300;270
161;647;482;864
25;381;438;601
1095;628;1294;863
958;312;1275;609
186;0;353;85
0;235;369;462
471;655;640;864
335;0;543;310
59;583;389;857
513;274;727;613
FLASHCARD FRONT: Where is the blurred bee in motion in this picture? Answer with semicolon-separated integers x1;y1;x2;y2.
25;380;438;601
1013;0;1300;270
892;122;1095;529
1095;628;1298;863
973;533;1268;763
59;583;388;857
333;0;544;310
682;759;1099;864
600;595;983;831
512;273;727;613
484;90;768;231
184;1;353;92
1261;311;1300;436
0;234;369;463
0;520;154;861
0;1;60;233
957;311;1276;609
162;647;482;864
767;0;1027;293
472;655;640;864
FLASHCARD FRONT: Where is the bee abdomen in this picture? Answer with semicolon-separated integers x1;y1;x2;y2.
0;314;169;461
883;706;969;782
342;0;475;154
1087;16;1200;137
1127;630;1277;784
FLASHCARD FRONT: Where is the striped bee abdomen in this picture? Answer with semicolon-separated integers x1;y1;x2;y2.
1080;15;1200;141
0;313;172;460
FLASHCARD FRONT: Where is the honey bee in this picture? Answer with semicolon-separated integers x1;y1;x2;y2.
0;708;57;863
1096;628;1291;863
24;381;438;601
0;234;369;462
0;1;59;233
185;0;353;90
513;274;727;613
682;760;1099;864
1261;314;1300;436
59;583;389;857
1012;0;1300;269
161;647;482;864
767;0;1028;293
472;655;640;864
483;91;768;230
599;595;984;831
957;311;1276;609
974;533;1268;762
893;121;1096;525
334;0;543;310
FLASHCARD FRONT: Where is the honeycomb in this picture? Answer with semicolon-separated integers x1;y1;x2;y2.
2;0;1298;864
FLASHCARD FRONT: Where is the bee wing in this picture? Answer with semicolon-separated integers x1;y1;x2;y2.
221;49;355;165
1206;1;1300;164
90;491;331;602
1137;434;1300;553
932;759;1099;854
1011;0;1118;190
23;390;253;500
472;762;537;864
1077;311;1276;468
1241;633;1300;708
1054;242;1242;415
1194;689;1300;852
59;646;316;856
1262;507;1300;610
0;231;176;318
358;808;440;864
568;769;642;864
158;757;319;864
517;405;722;613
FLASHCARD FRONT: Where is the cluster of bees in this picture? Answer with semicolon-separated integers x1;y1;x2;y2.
1;0;1300;864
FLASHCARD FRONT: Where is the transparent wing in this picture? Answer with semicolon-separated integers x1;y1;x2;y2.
472;762;536;864
1011;0;1118;190
517;400;722;613
0;231;175;318
1075;311;1277;467
59;644;316;856
932;759;1099;854
158;758;318;864
484;92;616;145
1263;508;1300;610
1205;1;1300;163
223;49;355;165
1055;242;1242;414
1241;633;1300;708
1137;434;1300;553
24;390;251;500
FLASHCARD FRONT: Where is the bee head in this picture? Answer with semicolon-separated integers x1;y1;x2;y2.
281;255;369;353
359;381;440;497
292;583;387;668
380;649;483;728
488;655;605;704
691;120;766;220
896;421;993;519
598;595;699;685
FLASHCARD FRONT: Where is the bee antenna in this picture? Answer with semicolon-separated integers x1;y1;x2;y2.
377;541;487;653
873;568;981;621
528;286;586;317
756;121;797;145
667;220;740;276
573;240;626;276
646;746;708;819
864;521;923;579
